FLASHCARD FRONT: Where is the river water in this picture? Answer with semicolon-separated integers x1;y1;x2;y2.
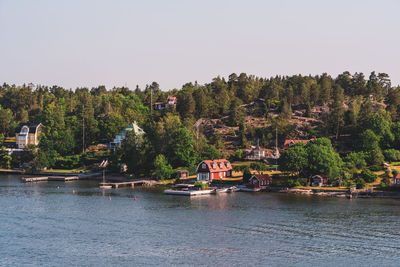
0;175;399;266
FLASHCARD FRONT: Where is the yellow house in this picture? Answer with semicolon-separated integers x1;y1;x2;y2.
15;123;43;148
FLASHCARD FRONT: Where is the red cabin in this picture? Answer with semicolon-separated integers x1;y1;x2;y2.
196;159;232;182
248;174;272;189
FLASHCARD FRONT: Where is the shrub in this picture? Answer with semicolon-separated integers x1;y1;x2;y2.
298;178;308;186
383;149;400;162
360;169;378;183
368;165;382;172
355;177;366;189
233;164;247;172
392;169;399;177
250;162;270;171
243;167;252;184
194;182;208;190
287;179;301;188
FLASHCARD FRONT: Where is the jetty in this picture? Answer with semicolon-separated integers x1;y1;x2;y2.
22;176;79;183
99;180;159;188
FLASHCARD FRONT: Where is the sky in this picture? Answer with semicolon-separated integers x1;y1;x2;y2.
0;0;399;90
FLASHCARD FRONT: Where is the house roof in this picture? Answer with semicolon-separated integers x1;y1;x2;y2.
15;122;42;134
199;159;232;172
394;173;400;179
283;139;312;149
251;174;272;182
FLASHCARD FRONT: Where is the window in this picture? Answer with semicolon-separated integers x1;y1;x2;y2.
219;172;223;178
202;163;206;168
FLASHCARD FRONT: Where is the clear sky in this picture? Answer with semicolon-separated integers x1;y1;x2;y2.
0;0;399;90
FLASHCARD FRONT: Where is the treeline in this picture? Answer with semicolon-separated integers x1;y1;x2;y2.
0;71;400;177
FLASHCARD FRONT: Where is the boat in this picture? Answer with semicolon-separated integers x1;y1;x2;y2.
164;189;215;196
238;185;261;192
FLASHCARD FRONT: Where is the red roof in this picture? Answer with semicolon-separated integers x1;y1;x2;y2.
283;139;312;149
198;159;232;173
394;173;400;179
251;174;272;183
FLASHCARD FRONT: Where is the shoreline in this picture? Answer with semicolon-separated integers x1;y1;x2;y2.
2;170;400;199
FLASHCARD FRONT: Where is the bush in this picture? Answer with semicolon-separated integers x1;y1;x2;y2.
233;164;247;172
194;182;208;190
243;167;252;184
355;177;366;189
250;162;270;171
360;169;378;183
383;149;400;162
287;179;301;188
54;155;81;169
298;178;308;186
392;169;399;177
368;165;382;172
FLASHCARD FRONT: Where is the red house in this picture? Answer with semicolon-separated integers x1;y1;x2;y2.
154;95;177;110
248;174;272;189
196;159;232;182
283;139;313;150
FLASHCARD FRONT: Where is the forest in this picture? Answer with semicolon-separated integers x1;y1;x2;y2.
1;71;400;185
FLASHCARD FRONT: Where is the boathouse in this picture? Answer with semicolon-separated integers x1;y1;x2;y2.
248;173;272;189
175;169;189;179
311;174;328;187
393;173;400;185
196;159;232;182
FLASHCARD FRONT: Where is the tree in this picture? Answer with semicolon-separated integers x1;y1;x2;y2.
0;146;11;168
278;143;308;176
0;108;13;135
169;128;197;168
329;84;345;139
306;139;342;181
154;154;173;180
357;130;380;152
243;167;252;184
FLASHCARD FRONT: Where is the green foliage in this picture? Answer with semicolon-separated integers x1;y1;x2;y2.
243;167;252;184
306;141;342;181
359;169;378;183
0;146;12;168
382;149;400;162
153;154;173;180
278;143;308;176
250;162;271;171
392;169;399;176
355;177;366;189
345;152;367;170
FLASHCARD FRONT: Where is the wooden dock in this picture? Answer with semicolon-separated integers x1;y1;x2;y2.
99;180;158;188
22;176;79;183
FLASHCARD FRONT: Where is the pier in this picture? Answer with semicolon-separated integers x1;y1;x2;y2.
99;180;159;188
22;176;79;183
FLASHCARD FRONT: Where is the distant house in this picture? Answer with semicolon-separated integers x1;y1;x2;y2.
311;174;328;187
196;159;232;182
15;122;43;148
176;169;189;179
393;173;400;185
283;139;313;150
110;121;144;150
154;95;177;110
245;144;265;160
247;173;272;190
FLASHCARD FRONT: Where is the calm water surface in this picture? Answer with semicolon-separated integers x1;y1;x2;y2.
0;175;399;266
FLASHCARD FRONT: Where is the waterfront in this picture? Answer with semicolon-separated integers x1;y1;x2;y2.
1;175;400;266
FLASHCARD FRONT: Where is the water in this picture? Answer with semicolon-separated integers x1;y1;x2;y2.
0;175;399;266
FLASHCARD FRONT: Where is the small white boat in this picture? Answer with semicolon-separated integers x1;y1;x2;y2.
164;189;215;196
238;185;261;192
216;188;229;193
